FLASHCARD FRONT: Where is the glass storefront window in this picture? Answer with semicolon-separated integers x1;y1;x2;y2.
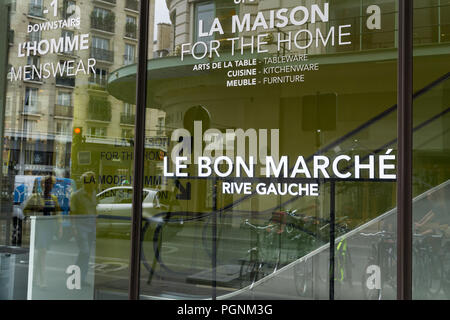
0;0;151;300
128;0;403;300
0;0;448;301
412;0;450;300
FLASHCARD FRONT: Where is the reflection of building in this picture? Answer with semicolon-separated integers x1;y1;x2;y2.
154;22;172;58
108;0;450;224
4;0;165;179
0;0;449;302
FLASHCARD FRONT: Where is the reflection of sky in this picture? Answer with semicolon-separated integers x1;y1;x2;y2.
154;0;171;40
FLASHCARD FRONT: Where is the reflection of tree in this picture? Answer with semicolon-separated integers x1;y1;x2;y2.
125;21;137;38
88;96;112;122
90;11;115;33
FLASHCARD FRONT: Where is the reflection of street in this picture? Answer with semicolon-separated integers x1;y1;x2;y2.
91;261;128;273
94;228;383;299
13;191;448;300
38;226;450;300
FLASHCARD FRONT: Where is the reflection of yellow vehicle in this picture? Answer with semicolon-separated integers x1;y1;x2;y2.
96;187;164;236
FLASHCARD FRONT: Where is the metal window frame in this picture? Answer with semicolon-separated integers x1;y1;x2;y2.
397;0;413;301
129;0;150;300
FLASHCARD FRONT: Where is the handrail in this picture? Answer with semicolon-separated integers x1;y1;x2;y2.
210;73;450;216
131;72;450;229
312;72;450;159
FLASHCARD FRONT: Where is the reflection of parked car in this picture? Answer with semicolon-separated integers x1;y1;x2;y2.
96;186;168;236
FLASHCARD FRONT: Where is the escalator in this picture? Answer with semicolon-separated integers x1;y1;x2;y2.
140;72;450;300
217;71;450;300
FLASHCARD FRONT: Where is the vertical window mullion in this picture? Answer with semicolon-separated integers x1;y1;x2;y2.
397;0;413;301
129;0;150;301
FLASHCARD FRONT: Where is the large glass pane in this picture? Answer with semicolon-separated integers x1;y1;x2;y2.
108;0;403;300
0;0;146;300
412;0;450;300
